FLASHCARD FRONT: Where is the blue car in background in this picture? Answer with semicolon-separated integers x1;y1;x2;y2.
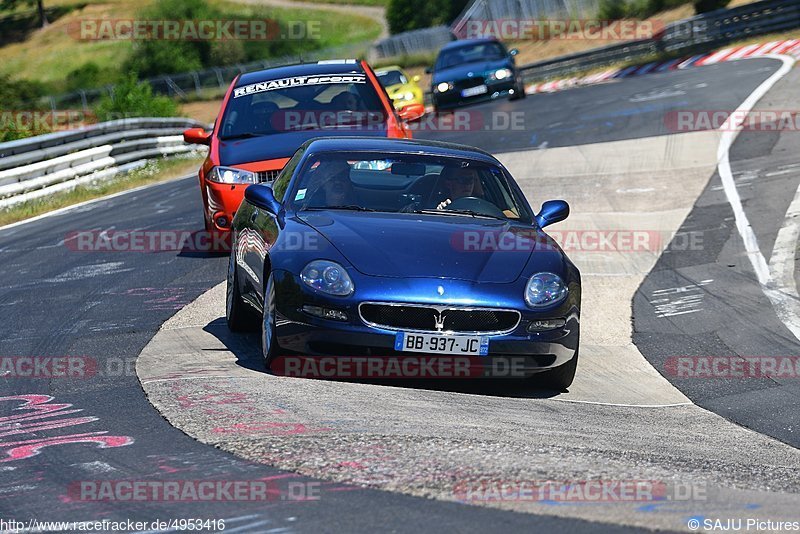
226;137;580;389
428;38;526;113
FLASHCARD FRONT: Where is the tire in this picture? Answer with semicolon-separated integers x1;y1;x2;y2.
510;78;527;100
225;244;259;332
261;272;280;369
538;350;578;391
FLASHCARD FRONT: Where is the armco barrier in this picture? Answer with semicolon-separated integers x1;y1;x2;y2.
0;118;209;209
512;0;800;82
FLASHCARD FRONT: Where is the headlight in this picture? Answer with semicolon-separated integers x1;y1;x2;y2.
402;91;414;101
436;82;452;93
491;68;512;80
525;272;567;308
207;166;257;184
301;260;354;296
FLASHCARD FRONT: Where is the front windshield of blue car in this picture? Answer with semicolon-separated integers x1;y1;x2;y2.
287;151;530;221
436;42;506;70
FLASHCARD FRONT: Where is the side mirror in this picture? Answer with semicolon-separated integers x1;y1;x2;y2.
536;200;569;228
412;75;421;83
245;183;282;216
183;127;211;145
397;103;425;122
509;48;519;56
425;67;432;74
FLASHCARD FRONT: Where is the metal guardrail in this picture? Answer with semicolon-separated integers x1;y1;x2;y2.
0;118;209;209
452;0;602;39
44;40;375;112
371;26;455;60
515;0;800;82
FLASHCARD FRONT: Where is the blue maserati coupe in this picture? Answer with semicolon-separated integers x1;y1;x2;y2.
226;137;581;389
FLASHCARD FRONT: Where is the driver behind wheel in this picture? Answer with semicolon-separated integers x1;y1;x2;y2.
305;160;359;207
434;165;484;210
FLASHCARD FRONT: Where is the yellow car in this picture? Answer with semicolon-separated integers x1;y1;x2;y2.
375;65;425;111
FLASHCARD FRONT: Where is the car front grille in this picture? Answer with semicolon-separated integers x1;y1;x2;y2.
257;169;282;183
359;303;520;334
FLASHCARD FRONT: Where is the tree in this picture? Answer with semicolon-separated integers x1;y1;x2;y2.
694;0;730;14
0;0;48;28
387;0;470;35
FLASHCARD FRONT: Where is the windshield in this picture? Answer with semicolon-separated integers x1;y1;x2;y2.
436;42;506;70
219;73;387;139
376;70;407;86
288;151;529;221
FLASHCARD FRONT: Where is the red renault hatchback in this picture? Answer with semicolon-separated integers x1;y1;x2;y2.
183;59;425;232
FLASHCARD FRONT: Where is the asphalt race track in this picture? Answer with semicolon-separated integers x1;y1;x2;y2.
634;58;800;448
2;57;799;532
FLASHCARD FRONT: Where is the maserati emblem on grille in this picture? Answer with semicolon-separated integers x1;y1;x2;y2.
437;286;445;296
434;311;446;332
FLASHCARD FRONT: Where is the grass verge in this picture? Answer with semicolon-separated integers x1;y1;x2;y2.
282;0;388;6
0;153;205;227
0;0;381;88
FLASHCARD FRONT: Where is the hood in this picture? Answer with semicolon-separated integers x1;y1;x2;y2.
218;128;388;166
433;59;512;85
299;211;545;283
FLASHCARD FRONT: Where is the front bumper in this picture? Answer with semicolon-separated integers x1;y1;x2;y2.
390;95;424;110
204;181;249;232
271;270;579;378
433;79;517;111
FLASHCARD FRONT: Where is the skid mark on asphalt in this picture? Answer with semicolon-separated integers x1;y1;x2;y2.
648;279;713;318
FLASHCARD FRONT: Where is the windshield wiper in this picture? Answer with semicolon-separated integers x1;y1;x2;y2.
220;132;268;141
410;208;505;220
305;205;377;212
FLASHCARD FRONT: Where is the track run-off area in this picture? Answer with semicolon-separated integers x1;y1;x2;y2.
1;56;799;532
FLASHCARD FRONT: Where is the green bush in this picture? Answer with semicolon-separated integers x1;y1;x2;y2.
0;117;51;142
387;0;469;34
93;75;178;121
65;62;122;92
598;0;627;20
123;0;323;77
0;73;50;109
694;0;730;13
598;0;696;20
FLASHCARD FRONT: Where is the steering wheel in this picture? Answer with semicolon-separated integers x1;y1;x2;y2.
445;196;506;219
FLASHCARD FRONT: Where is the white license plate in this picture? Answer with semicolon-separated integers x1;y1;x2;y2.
461;85;488;98
395;332;489;356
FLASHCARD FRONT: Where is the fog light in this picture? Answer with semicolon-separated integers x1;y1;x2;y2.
528;318;566;332
302;305;348;321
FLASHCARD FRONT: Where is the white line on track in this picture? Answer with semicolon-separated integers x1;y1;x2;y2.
549;399;692;408
716;54;800;340
140;375;251;385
